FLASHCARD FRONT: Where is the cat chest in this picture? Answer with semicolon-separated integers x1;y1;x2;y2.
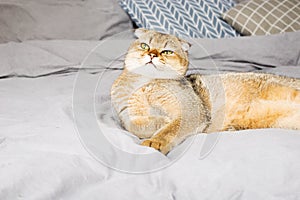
113;79;191;116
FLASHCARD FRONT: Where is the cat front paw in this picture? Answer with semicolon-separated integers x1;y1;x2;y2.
141;139;170;154
141;139;161;150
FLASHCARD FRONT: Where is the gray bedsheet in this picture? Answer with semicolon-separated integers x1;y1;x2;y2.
0;30;299;78
0;31;300;200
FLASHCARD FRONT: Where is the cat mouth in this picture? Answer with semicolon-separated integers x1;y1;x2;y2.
146;61;157;68
146;60;153;64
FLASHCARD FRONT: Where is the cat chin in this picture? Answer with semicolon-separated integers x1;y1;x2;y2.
127;64;181;79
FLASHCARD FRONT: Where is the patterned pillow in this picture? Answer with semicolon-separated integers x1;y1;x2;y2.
222;0;300;36
119;0;240;38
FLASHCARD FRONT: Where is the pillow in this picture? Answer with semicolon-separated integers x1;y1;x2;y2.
234;0;254;3
0;0;133;43
222;0;300;36
119;0;240;38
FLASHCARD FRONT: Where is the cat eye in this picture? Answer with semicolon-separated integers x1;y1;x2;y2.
161;50;174;55
140;43;150;51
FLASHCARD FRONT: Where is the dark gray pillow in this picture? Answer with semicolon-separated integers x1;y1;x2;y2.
0;0;133;43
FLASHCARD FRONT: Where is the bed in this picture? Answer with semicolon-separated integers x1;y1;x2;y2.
1;0;300;199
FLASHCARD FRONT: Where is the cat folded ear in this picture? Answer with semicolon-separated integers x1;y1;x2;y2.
180;39;192;52
134;28;148;38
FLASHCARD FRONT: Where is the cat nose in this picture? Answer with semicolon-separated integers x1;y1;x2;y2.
149;51;158;59
150;53;157;59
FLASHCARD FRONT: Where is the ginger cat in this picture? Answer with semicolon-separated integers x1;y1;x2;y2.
111;29;300;154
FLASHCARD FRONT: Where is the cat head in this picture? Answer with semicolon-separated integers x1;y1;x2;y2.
124;28;191;79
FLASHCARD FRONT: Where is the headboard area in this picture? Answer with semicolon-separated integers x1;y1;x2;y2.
1;0;299;43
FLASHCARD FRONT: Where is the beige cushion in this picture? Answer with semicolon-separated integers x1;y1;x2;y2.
222;0;300;36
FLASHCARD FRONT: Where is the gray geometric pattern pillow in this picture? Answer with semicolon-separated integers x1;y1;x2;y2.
119;0;240;38
222;0;300;36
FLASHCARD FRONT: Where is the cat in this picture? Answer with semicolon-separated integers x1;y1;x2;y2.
111;28;300;154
